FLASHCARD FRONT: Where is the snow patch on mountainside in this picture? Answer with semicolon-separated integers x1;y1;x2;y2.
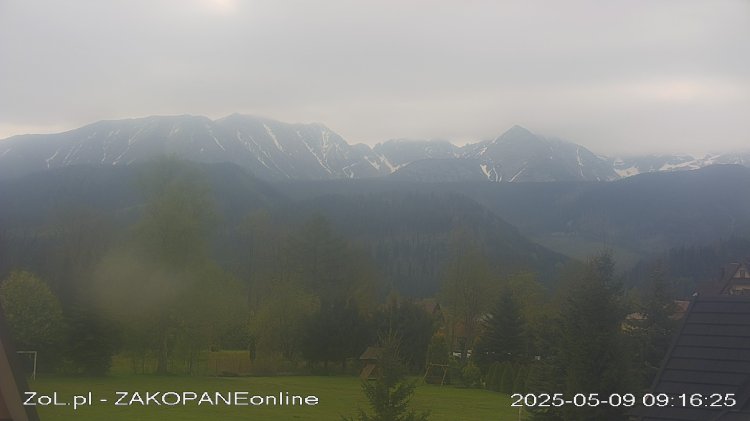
209;132;226;152
128;127;145;146
365;156;381;171
45;148;61;168
576;147;585;178
615;166;640;178
480;163;491;179
264;124;284;153
300;135;332;175
480;163;502;182
659;160;700;171
4;115;750;182
377;154;401;173
510;166;526;182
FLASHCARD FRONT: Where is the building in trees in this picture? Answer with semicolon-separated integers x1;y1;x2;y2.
359;346;383;380
344;336;429;421
632;262;750;420
415;299;444;322
624;262;682;389
631;295;750;420
438;232;495;360
698;260;750;295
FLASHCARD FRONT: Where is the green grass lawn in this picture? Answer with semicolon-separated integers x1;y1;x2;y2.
28;375;525;420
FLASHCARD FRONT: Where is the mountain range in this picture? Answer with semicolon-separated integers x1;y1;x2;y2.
1;114;748;182
276;164;750;289
5;161;749;294
4;116;750;294
0;162;567;296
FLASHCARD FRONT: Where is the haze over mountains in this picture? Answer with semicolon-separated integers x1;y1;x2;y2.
4;113;750;294
1;114;748;182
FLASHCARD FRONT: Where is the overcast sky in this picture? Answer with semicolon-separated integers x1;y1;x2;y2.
1;0;748;155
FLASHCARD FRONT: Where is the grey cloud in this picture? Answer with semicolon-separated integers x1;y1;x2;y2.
0;0;748;155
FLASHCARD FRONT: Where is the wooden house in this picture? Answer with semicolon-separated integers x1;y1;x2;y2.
696;261;750;296
630;295;750;420
715;262;750;295
415;298;444;323
358;346;383;380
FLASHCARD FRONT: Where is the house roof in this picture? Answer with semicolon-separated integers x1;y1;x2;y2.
697;262;750;296
414;298;441;316
0;301;39;421
631;295;750;420
359;347;383;360
626;300;690;324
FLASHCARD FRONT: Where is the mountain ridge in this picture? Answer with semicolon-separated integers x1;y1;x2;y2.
2;114;748;182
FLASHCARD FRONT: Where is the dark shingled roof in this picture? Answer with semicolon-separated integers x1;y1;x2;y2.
359;346;383;361
697;262;750;296
631;295;750;421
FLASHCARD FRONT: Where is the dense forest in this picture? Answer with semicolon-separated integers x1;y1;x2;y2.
0;159;741;420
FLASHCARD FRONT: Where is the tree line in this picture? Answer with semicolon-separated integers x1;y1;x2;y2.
0;160;681;420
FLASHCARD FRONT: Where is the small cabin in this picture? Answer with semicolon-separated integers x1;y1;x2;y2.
358;347;383;380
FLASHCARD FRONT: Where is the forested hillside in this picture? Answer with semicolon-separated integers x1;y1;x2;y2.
0;161;565;300
278;165;750;279
2;159;745;421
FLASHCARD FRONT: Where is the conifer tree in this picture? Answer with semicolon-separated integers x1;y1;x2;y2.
512;365;528;394
439;229;494;360
630;262;679;387
475;287;524;368
343;335;430;421
558;252;631;420
499;362;516;393
486;362;501;391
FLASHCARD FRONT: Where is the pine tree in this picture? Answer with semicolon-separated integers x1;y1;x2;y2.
439;229;494;360
486;362;501;391
631;262;679;387
500;362;515;393
343;335;430;421
525;358;565;421
512;365;528;394
558;252;631;420
65;303;120;376
461;361;481;388
426;333;450;366
475;287;524;367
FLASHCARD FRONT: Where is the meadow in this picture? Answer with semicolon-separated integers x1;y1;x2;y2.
29;374;524;420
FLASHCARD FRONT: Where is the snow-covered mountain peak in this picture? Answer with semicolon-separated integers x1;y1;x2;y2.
3;116;748;183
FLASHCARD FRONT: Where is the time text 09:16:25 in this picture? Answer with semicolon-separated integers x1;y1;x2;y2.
510;393;737;408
